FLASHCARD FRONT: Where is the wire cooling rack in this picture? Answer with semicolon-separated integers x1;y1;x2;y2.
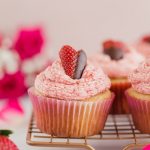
26;114;150;150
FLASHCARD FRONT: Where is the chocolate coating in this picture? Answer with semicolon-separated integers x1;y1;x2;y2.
74;50;87;79
104;47;124;60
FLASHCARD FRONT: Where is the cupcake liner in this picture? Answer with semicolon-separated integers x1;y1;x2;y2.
110;80;131;114
126;90;150;133
28;87;114;137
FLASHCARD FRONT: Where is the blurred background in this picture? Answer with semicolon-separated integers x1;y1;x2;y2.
0;0;149;150
0;0;150;56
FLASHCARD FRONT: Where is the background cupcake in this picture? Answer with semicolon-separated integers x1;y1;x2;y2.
135;35;150;58
89;40;144;114
126;58;150;133
28;45;114;137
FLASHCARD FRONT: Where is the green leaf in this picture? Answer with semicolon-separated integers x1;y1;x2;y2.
0;130;13;136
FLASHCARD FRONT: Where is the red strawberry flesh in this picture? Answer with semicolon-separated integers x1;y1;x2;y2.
59;45;78;78
142;36;150;43
0;130;18;150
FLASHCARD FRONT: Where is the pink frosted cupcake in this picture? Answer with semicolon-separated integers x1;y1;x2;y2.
126;58;150;133
136;35;150;58
28;45;114;137
89;40;144;114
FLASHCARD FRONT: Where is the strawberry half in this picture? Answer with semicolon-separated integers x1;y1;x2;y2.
103;40;127;51
142;35;150;43
103;40;127;60
0;130;18;150
59;45;87;79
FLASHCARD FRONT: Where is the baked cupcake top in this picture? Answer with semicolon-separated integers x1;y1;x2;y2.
90;40;144;78
128;58;150;95
136;35;150;58
35;45;111;100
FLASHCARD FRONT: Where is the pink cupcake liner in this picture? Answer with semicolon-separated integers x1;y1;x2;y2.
110;80;131;114
28;87;114;137
126;90;150;133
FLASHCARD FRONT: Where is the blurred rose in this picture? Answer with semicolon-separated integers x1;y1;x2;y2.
0;71;26;99
0;48;19;79
0;33;3;46
13;28;44;60
143;144;150;150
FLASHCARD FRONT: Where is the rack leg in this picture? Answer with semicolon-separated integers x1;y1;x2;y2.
84;145;95;150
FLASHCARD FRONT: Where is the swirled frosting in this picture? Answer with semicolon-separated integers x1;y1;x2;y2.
136;41;150;58
89;47;144;78
35;60;111;100
128;58;150;95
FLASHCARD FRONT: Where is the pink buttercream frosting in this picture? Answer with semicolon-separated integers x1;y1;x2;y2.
136;41;150;58
89;47;144;78
128;58;150;95
34;60;111;100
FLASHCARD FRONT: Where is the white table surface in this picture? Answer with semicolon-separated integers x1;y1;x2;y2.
1;97;147;150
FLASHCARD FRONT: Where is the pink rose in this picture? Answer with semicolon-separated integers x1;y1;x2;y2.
13;28;44;60
0;33;3;46
0;71;26;99
143;145;150;150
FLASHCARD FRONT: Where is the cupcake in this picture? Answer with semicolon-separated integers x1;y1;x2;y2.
126;58;150;133
135;35;150;58
28;45;114;137
89;40;144;114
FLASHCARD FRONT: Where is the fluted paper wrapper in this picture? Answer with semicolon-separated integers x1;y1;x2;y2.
110;80;131;114
28;87;114;137
126;91;150;133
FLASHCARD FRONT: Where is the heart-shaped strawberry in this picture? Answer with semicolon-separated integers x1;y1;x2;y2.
59;45;87;79
103;40;126;60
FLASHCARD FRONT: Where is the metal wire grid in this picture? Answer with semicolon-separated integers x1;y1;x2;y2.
26;114;150;150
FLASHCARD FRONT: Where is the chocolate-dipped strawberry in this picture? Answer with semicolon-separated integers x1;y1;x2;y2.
103;40;126;60
142;36;150;43
59;45;87;79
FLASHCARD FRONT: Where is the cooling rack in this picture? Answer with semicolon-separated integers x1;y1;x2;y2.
26;114;150;150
